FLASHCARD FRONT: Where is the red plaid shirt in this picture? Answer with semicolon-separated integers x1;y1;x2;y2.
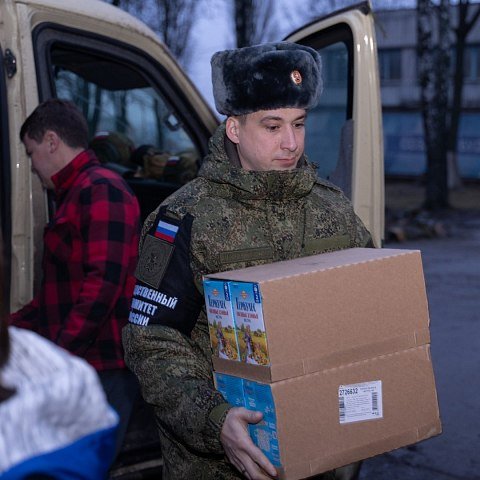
10;150;140;371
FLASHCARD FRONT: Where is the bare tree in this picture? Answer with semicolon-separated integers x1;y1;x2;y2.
232;0;277;48
417;0;451;210
109;0;199;69
306;0;353;19
447;1;480;188
306;0;416;25
417;0;480;209
306;0;403;19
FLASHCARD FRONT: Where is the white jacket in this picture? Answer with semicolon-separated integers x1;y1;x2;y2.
0;327;118;479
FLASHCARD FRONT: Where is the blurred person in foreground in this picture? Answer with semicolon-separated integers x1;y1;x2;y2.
0;240;118;479
123;42;371;479
9;99;141;457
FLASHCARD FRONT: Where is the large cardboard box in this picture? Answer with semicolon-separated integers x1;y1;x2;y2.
214;345;440;479
205;248;442;479
206;248;432;382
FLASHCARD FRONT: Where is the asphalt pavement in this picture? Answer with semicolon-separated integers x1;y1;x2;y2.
359;211;480;480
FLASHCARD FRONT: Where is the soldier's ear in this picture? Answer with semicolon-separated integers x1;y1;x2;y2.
225;117;240;144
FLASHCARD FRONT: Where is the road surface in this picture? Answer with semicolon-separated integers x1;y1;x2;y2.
360;213;480;480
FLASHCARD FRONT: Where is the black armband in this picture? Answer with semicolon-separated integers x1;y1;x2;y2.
129;206;203;336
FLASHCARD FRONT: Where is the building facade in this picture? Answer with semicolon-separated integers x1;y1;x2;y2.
375;7;480;179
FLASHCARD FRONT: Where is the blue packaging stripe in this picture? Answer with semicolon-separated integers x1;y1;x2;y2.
253;283;261;303
215;373;245;407
239;378;281;466
223;281;231;301
214;373;280;466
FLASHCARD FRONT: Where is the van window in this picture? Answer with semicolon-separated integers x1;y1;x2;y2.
297;24;354;198
52;47;196;157
32;27;211;220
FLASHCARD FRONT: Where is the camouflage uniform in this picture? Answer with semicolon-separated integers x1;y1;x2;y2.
123;123;371;480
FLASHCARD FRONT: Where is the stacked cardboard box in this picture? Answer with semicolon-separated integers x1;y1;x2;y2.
204;248;442;480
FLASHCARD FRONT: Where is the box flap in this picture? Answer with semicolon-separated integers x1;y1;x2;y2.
207;248;419;283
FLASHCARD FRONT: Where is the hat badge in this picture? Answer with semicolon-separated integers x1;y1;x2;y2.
290;70;302;85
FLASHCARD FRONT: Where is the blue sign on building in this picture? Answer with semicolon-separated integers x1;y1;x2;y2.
384;112;480;179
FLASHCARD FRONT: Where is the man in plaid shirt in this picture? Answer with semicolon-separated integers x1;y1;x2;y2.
10;98;141;458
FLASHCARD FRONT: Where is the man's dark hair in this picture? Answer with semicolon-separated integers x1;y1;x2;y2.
19;98;89;149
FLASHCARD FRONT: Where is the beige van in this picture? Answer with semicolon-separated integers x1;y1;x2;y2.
0;0;383;473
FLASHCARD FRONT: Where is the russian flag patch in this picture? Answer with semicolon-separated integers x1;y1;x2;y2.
154;220;179;243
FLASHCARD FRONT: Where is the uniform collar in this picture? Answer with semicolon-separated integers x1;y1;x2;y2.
199;123;316;201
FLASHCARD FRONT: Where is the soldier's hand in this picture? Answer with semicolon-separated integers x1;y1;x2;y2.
220;407;278;479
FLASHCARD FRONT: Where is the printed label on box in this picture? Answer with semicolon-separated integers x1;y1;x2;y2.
243;380;280;466
230;282;270;365
338;380;383;424
204;280;240;361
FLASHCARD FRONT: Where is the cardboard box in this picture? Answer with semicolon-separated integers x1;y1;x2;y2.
215;344;441;479
205;248;432;382
206;248;441;478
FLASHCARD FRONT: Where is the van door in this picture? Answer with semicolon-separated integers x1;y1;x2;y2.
286;1;384;247
5;0;218;311
0;46;12;308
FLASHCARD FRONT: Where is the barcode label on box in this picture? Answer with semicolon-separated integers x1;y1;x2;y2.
338;380;383;424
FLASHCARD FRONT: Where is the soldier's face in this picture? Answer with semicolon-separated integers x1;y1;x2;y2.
226;108;306;172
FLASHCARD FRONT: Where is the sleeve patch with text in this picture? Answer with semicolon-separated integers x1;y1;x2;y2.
129;207;203;336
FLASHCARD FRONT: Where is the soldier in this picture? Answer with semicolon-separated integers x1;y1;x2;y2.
123;42;372;479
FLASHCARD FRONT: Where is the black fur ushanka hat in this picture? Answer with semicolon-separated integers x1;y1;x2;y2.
211;41;323;116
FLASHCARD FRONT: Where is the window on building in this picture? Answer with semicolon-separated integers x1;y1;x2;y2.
464;44;480;81
379;48;402;82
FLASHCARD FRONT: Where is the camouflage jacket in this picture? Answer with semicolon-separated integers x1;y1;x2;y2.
123;123;371;480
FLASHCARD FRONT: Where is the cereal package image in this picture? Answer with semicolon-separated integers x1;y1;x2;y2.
204;279;240;361
230;282;270;366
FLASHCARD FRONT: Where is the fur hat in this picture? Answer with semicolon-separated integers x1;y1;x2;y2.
211;42;323;116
